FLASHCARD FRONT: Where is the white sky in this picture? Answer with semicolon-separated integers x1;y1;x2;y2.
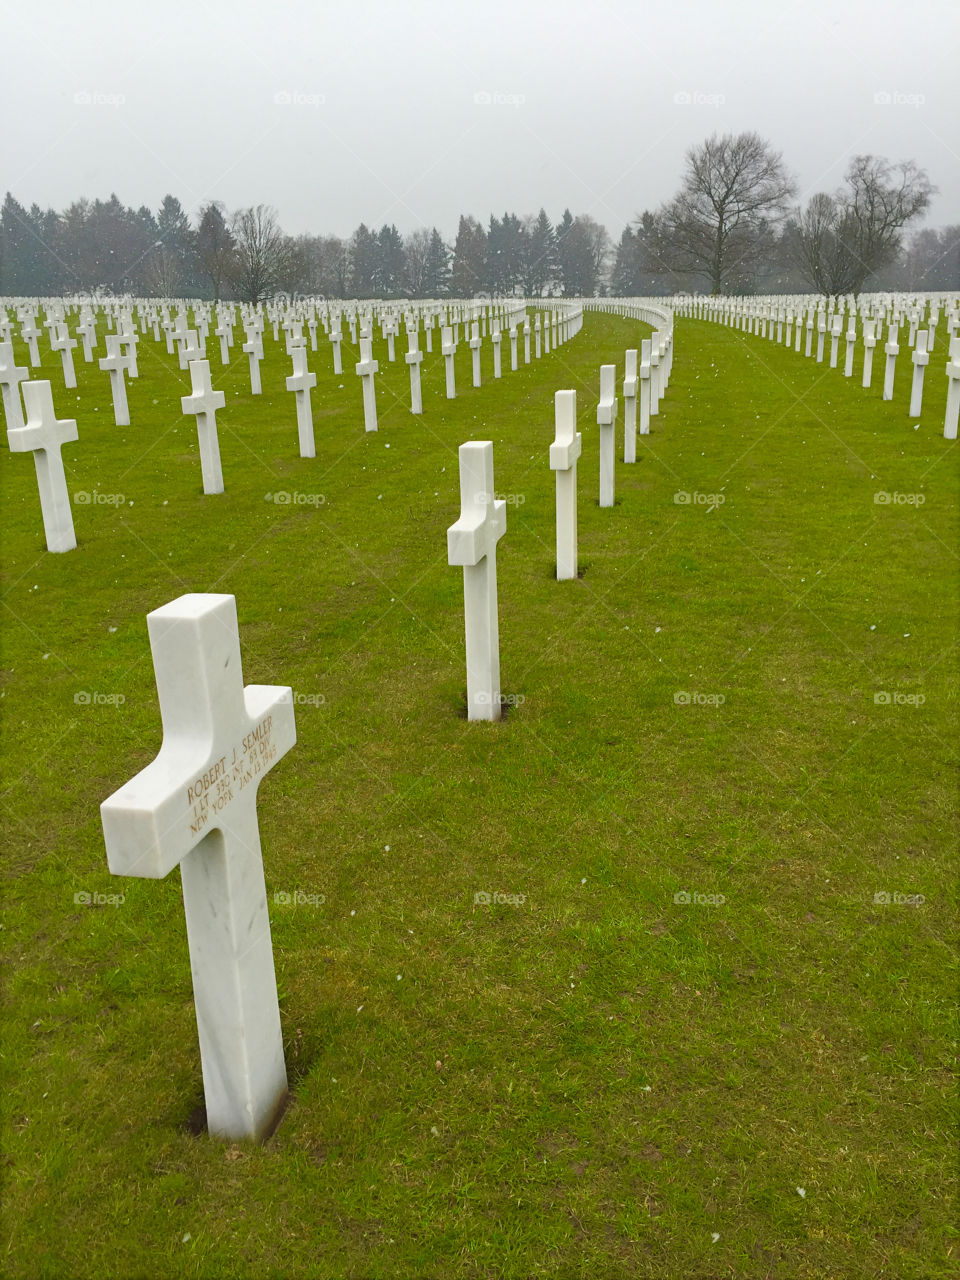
3;0;958;239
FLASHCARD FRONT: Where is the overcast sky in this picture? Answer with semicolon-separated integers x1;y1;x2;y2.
4;0;958;240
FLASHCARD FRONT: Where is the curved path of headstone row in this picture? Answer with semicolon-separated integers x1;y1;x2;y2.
675;290;959;439
0;296;590;548
0;295;678;562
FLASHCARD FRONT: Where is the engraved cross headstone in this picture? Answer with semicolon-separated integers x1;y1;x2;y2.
100;593;295;1141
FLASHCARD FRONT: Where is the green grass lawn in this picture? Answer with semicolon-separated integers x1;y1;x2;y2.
1;306;956;1279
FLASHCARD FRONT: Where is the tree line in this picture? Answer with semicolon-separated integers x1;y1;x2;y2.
0;196;612;303
1;134;954;302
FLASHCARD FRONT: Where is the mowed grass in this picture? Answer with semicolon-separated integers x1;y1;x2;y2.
1;305;956;1280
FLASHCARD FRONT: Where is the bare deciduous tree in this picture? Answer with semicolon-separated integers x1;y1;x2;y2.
793;156;935;296
662;132;796;293
229;204;290;303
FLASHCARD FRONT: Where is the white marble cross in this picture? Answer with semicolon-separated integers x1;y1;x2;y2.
442;326;457;399
99;334;130;426
844;318;857;377
118;319;140;379
181;360;226;494
0;340;29;433
50;322;78;389
883;324;900;401
285;346;317;458
862;320;877;389
909;330;929;417
509;326;518;372
927;309;939;352
622;349;638;463
469;321;482;388
170;313;189;356
649;331;662;415
829;316;842;368
20;316;41;367
243;331;263;395
355;335;379;433
330;328;343;375
7;380;78;552
816;314;827;363
550;390;581;581
492;329;502;379
447;442;506;722
100;592;295;1142
523;320;531;365
215;320;231;365
597;364;618;508
638;339;652;436
534;316;542;359
944;336;960;440
77;314;98;362
405;329;423;415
